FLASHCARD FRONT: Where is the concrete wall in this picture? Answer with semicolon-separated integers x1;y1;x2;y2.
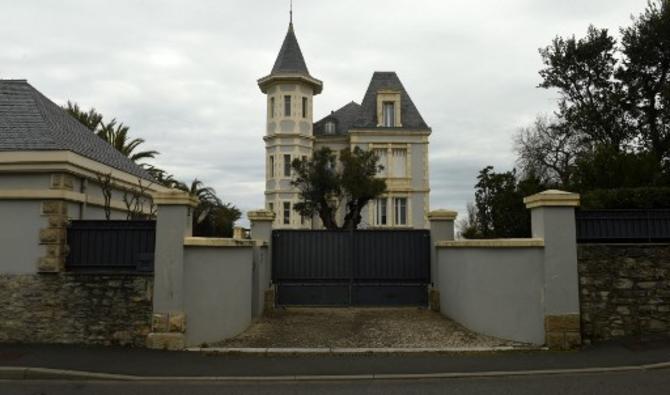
183;246;254;346
0;201;46;274
252;245;271;318
432;190;582;349
437;246;545;344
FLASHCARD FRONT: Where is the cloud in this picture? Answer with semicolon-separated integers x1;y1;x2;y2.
0;0;647;224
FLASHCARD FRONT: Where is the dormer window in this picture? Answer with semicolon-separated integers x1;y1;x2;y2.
325;121;336;134
376;90;401;127
382;102;395;127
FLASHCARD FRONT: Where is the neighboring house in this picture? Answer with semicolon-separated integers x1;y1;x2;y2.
259;22;431;229
0;79;167;274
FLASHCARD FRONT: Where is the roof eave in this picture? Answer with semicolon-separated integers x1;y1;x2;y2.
257;73;323;95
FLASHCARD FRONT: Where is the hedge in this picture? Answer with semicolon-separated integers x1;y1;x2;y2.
581;187;670;209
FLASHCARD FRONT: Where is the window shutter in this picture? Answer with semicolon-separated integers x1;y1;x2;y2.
392;148;407;177
374;149;387;177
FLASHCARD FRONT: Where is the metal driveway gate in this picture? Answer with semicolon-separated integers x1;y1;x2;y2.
272;229;430;306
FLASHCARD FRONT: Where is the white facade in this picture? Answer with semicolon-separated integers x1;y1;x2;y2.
259;23;430;229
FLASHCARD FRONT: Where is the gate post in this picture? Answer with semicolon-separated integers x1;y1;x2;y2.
248;209;275;315
524;190;581;350
147;190;198;350
427;210;457;311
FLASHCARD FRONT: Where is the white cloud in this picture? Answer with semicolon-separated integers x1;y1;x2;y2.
0;0;647;224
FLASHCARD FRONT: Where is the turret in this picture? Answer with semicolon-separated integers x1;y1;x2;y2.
258;21;322;228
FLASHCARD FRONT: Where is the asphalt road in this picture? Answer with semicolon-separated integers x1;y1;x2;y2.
2;369;669;395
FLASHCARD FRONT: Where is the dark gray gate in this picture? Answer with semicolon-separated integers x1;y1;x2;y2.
272;230;430;306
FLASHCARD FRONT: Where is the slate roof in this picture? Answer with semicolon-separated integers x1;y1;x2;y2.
271;23;310;75
353;72;430;130
313;101;361;136
313;72;430;135
0;79;153;180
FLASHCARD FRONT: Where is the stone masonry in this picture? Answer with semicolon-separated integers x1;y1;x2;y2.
0;273;153;346
37;173;74;272
579;244;670;342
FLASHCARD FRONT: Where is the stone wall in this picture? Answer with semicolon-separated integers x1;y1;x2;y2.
578;244;670;342
0;273;153;346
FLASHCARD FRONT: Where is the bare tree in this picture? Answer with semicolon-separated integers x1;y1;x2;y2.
515;116;582;188
122;178;155;220
96;172;114;220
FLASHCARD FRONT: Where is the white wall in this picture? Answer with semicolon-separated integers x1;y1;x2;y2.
183;246;254;346
437;247;546;344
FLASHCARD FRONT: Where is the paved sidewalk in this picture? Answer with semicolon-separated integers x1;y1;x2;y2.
213;307;517;348
0;339;669;379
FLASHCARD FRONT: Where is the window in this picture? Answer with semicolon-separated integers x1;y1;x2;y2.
373;148;387;177
394;197;407;226
268;202;274;214
270;97;275;118
302;97;308;118
383;101;395;127
284;154;291;177
325;121;336;134
302;155;307;162
391;148;407;177
269;155;275;177
284;95;291;116
374;198;387;226
283;202;291;225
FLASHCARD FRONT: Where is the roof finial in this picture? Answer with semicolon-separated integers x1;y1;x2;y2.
289;0;293;25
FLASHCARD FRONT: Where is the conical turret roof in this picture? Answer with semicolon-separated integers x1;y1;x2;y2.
271;23;309;75
258;22;323;94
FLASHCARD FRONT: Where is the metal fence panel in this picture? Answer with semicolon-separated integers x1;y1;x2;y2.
576;210;670;243
66;220;156;272
272;229;431;306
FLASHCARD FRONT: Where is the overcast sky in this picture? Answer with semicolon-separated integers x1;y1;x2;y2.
1;0;646;225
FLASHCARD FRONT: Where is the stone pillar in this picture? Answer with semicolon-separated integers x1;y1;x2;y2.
146;190;198;350
248;209;275;315
38;173;75;272
427;209;457;311
524;190;581;350
248;209;274;244
233;226;246;239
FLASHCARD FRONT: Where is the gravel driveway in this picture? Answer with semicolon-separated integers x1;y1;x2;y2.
213;307;517;349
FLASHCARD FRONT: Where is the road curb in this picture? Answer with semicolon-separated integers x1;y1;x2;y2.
0;361;668;382
186;345;546;354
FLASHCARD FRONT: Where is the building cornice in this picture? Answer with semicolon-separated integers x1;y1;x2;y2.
348;129;432;136
257;73;323;95
0;150;170;193
0;188;151;213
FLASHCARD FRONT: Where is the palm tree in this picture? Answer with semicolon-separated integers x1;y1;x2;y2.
98;120;159;162
143;165;181;188
64;101;159;164
64;101;103;131
176;179;240;237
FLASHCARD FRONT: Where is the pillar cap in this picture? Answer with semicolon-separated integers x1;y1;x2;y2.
152;190;199;207
524;190;580;209
248;209;276;222
427;209;458;221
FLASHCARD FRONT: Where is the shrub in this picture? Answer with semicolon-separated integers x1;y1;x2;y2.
581;187;670;209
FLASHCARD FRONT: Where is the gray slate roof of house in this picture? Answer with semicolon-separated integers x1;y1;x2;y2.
271;23;310;75
313;101;362;136
354;72;430;130
0;79;153;180
314;72;430;134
